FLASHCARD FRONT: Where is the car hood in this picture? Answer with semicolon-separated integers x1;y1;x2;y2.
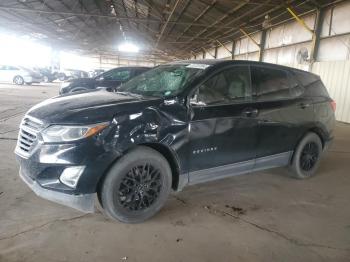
27;91;161;124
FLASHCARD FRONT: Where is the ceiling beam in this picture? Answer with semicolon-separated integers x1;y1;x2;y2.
155;0;182;49
0;5;240;29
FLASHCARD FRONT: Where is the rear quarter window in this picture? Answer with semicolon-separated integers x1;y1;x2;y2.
294;71;329;97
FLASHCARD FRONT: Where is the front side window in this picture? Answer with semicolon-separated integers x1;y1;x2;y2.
191;66;251;106
251;66;293;101
119;64;203;97
102;69;131;81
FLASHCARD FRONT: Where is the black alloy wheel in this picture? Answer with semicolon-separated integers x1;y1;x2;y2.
300;142;319;171
290;132;322;179
117;163;162;211
100;146;172;223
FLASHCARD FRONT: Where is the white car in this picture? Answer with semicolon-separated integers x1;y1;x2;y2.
0;65;43;85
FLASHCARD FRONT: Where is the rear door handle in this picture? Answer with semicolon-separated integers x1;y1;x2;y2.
242;108;259;117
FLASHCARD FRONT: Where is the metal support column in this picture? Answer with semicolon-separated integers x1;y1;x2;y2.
259;30;267;62
231;41;236;60
310;8;325;64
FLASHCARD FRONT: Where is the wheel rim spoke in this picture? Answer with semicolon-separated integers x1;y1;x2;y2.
300;142;319;172
117;162;162;211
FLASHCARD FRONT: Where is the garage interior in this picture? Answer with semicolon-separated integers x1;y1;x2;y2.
0;0;350;261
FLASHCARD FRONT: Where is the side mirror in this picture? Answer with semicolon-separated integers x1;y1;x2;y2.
189;91;206;107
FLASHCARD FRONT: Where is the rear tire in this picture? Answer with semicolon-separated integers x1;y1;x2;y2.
289;132;323;179
100;146;172;223
13;76;24;85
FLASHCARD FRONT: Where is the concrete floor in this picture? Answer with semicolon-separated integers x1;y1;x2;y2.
0;83;349;262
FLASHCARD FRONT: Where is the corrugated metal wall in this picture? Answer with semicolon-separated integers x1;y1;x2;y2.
191;1;350;123
312;61;350;123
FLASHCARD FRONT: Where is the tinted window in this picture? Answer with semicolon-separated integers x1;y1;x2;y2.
294;71;329;97
192;66;251;105
134;68;149;76
103;69;131;81
251;66;293;101
294;70;319;86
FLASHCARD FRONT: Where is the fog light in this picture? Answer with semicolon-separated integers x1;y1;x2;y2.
60;166;85;188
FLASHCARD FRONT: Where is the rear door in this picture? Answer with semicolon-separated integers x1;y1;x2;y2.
188;65;259;183
250;65;314;168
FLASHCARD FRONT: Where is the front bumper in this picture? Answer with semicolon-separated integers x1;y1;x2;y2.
15;124;121;212
20;168;95;212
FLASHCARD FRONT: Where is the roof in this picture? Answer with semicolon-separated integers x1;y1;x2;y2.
0;0;341;60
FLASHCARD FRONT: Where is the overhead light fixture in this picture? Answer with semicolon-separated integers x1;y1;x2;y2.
118;42;139;53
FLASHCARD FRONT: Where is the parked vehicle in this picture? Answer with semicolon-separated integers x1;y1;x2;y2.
57;69;89;81
89;69;105;78
59;66;150;94
0;65;43;85
34;68;56;83
15;60;335;223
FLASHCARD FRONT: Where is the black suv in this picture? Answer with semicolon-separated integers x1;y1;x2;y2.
15;60;335;223
59;66;150;94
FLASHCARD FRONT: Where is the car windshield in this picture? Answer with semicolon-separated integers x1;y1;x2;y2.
118;64;204;97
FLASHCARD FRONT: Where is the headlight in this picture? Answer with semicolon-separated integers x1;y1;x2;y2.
61;82;70;88
41;123;108;142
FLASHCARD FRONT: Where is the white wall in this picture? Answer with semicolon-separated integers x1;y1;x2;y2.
312;60;350;123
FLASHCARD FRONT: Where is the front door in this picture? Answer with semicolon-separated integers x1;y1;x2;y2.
188;65;259;184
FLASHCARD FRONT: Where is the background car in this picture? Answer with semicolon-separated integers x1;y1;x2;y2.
89;69;105;78
59;66;150;94
0;65;43;85
34;67;56;83
56;69;89;81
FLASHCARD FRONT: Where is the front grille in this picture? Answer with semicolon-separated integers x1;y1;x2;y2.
16;116;44;157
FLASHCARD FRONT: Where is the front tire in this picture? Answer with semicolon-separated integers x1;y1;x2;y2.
290;132;323;179
100;146;172;223
13;76;24;85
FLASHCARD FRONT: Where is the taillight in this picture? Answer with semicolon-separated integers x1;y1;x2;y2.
330;100;336;112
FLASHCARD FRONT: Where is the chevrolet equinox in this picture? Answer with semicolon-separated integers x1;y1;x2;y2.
15;60;335;223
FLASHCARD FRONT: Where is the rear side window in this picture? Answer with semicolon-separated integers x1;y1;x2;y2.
134;68;148;76
103;69;131;81
251;66;293;101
